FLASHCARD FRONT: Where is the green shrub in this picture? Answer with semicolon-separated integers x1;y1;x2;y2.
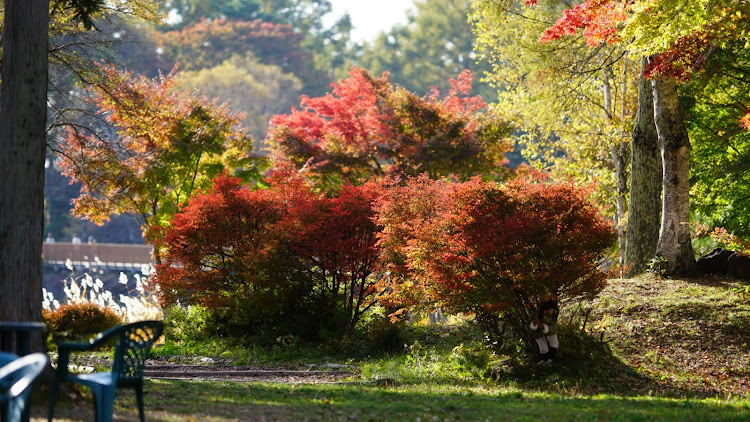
363;314;406;353
43;302;122;343
162;304;215;345
452;342;492;374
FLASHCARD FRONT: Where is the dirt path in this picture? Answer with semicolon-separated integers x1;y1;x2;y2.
144;363;354;383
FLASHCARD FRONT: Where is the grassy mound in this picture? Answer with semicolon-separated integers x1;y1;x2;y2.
587;274;750;397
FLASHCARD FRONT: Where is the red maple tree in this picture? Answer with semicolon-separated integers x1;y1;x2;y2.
283;180;385;335
538;0;626;47
267;67;512;190
155;174;287;309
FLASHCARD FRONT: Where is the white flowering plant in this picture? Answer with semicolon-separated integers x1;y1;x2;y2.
43;260;163;323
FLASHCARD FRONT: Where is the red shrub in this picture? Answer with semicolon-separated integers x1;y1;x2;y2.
284;181;385;335
155;173;290;308
376;174;615;348
155;169;386;339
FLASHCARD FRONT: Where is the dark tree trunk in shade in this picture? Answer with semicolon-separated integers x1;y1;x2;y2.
625;59;662;277
0;0;50;343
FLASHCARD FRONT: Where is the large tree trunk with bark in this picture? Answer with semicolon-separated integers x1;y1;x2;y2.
625;59;662;277
651;75;696;275
0;0;49;337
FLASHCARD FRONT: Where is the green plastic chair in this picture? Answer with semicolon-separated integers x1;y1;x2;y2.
48;320;164;422
0;352;49;422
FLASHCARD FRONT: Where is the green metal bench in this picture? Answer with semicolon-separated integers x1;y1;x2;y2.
48;320;164;422
0;352;48;422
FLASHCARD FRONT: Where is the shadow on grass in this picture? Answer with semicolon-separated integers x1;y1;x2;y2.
490;324;723;399
683;273;748;290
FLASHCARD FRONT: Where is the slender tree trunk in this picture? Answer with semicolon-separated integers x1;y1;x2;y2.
625;59;662;277
602;65;629;269
651;75;696;275
0;0;49;330
611;142;628;269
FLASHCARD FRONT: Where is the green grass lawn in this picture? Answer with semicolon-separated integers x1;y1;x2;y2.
35;274;750;421
38;379;750;421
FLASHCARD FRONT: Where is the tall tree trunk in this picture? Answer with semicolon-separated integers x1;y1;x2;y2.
0;0;49;334
651;75;696;275
625;59;662;277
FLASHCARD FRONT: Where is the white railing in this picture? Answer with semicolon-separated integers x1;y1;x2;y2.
42;242;154;269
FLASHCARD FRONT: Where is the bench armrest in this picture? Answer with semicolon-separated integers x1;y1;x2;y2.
57;323;122;353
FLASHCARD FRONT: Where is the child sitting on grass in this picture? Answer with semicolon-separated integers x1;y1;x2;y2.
529;299;559;365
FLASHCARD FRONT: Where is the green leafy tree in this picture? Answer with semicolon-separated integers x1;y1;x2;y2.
359;0;495;99
161;0;265;28
178;53;304;146
469;0;638;269
56;64;261;262
542;0;750;274
685;44;750;238
472;0;750;274
265;0;353;91
161;0;339;36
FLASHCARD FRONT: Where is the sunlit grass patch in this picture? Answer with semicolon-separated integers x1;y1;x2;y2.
37;379;750;422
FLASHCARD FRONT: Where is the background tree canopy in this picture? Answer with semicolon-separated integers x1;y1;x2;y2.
33;0;750;277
